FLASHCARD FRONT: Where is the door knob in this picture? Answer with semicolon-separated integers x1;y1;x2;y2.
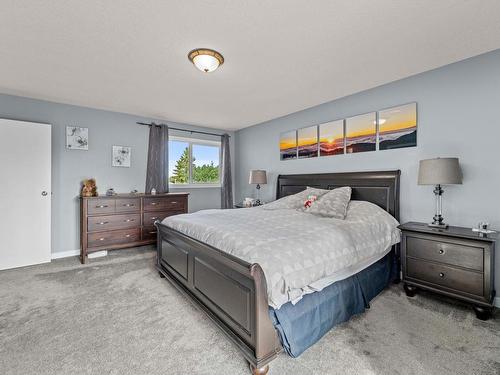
41;191;48;196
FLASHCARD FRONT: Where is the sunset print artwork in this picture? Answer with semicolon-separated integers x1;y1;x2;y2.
345;112;376;153
319;120;344;156
297;125;318;158
378;103;417;150
280;130;297;160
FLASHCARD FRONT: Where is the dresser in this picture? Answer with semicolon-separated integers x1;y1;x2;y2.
80;193;188;264
399;222;496;320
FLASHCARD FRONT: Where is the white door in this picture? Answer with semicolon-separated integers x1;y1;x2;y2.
0;119;51;269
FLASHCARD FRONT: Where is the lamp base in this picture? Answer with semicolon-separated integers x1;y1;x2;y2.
428;222;448;229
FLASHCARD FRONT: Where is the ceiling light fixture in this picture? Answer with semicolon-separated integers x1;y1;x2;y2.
188;48;224;73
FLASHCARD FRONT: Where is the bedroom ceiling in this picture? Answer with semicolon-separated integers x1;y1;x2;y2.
1;1;500;131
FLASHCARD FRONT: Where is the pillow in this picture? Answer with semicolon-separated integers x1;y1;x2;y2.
302;186;352;219
262;187;329;210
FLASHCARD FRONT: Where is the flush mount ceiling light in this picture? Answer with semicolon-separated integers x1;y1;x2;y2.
188;48;224;73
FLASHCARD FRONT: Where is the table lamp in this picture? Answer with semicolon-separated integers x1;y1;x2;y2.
418;157;462;228
249;170;267;206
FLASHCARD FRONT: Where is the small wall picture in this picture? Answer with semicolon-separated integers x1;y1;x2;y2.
378;102;417;150
66;126;88;150
345;112;376;153
319;119;344;156
280;130;297;160
297;125;318;158
112;146;131;167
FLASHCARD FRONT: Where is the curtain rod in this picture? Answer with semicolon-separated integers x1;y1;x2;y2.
137;121;230;138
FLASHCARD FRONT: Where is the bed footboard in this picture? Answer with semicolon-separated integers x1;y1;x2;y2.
155;221;282;372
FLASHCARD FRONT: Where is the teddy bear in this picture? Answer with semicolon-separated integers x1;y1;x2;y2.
81;178;98;197
304;194;318;209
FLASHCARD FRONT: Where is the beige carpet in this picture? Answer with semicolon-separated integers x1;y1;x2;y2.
0;247;498;375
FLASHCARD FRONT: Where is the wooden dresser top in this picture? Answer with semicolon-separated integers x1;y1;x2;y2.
81;192;189;199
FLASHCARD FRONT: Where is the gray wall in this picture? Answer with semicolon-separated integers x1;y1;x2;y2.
235;49;500;291
0;94;234;255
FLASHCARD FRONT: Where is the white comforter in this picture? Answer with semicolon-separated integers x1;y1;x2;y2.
162;201;400;309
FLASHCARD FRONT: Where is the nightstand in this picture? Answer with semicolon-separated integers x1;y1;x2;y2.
399;222;496;320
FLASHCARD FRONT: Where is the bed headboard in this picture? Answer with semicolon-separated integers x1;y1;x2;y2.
276;170;400;221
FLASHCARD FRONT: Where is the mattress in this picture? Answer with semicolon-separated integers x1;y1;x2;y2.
162;200;401;309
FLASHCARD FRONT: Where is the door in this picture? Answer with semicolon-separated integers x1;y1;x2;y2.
0;119;51;269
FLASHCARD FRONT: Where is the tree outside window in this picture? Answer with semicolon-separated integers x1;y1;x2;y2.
169;139;220;185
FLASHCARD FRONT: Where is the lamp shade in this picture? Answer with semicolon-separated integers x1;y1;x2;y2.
418;158;462;185
249;170;267;185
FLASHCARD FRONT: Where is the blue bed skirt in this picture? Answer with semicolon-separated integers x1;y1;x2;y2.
269;250;398;357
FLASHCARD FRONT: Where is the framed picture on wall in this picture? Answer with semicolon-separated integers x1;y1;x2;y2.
280;130;297;160
319;119;344;156
297;125;318;158
345;112;376;153
112;145;131;167
66;126;89;150
378;102;417;150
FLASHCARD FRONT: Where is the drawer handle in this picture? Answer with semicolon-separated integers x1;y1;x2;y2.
151;202;158;205
151;217;157;220
125;234;131;238
124;204;135;207
149;231;157;234
99;238;105;241
98;221;109;225
170;201;178;204
439;272;445;278
439;249;445;255
125;219;135;222
96;205;108;208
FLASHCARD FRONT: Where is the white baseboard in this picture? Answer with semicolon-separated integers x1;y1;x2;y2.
494;297;500;308
88;250;108;259
51;249;79;260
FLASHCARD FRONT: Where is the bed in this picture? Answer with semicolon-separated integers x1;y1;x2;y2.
155;170;401;374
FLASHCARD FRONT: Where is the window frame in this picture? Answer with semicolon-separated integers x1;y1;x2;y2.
168;136;222;189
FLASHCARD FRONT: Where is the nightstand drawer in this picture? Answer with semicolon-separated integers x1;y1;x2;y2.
407;258;483;296
406;236;483;271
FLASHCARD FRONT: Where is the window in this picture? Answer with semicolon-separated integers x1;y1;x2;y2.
168;137;221;187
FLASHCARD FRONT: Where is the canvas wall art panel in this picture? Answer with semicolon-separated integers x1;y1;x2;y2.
297;125;318;158
280;130;297;160
66;126;88;150
112;146;131;167
378;102;417;150
345;112;376;153
319;119;344;156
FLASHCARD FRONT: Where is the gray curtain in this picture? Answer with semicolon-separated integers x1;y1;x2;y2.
220;134;233;209
145;124;169;193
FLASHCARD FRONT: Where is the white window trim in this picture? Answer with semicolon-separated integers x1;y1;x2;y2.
168;136;222;189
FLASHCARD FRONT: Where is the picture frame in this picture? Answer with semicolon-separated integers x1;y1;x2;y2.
112;145;131;167
378;102;417;150
319;119;345;156
66;126;89;150
297;125;318;158
280;130;297;160
345;112;376;153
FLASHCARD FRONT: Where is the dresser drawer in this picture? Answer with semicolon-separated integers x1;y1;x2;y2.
406;236;483;271
88;228;141;248
115;198;141;213
164;196;186;211
143;210;183;226
87;198;115;214
406;258;483;296
142;226;158;241
87;213;140;232
143;197;166;211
